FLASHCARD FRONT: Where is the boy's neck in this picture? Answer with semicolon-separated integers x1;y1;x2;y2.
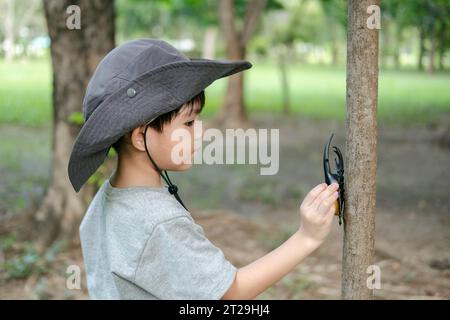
110;155;163;189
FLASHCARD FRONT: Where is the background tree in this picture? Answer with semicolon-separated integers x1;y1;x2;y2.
319;0;347;66
266;0;327;114
115;0;220;59
394;0;450;72
213;0;267;127
342;0;379;299
116;0;294;125
35;0;115;250
0;0;43;61
430;0;450;72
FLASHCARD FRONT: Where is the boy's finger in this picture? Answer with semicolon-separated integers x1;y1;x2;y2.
318;191;339;215
312;183;339;208
325;204;336;219
302;183;327;206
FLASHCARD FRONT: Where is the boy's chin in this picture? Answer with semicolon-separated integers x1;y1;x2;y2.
168;163;193;171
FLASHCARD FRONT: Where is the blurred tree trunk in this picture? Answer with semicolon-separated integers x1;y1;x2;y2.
3;0;15;61
437;23;446;71
215;0;266;128
202;26;217;59
381;18;390;69
278;46;290;114
342;0;379;300
418;26;425;71
428;30;436;74
393;25;402;69
331;33;339;66
35;0;114;251
0;0;41;61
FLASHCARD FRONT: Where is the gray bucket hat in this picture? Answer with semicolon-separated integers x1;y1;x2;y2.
68;38;252;192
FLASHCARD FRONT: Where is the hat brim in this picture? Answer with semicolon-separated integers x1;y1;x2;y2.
68;59;252;192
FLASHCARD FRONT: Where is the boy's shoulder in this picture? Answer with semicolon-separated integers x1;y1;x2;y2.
102;177;193;229
79;177;194;282
80;175;193;249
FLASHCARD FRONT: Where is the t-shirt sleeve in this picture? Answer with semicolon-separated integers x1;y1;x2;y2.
133;215;237;300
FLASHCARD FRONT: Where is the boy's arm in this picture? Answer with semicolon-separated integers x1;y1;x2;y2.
221;229;321;300
222;183;339;300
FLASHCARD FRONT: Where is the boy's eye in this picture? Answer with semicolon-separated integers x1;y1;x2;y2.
184;120;195;127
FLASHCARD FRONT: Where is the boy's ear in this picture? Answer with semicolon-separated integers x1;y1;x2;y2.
130;125;149;152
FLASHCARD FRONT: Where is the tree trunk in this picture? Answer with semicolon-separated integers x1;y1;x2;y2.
202;26;217;59
3;0;15;61
381;18;389;69
437;22;446;71
35;0;115;251
342;0;379;300
438;42;445;71
438;46;445;71
278;46;290;114
331;41;339;66
1;0;43;60
428;29;436;74
327;16;339;66
214;0;266;128
393;24;402;69
215;0;249;128
418;26;425;71
393;50;400;69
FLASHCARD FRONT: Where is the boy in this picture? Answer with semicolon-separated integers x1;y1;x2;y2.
68;39;339;299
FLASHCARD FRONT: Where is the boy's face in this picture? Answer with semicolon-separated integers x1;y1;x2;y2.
127;103;202;172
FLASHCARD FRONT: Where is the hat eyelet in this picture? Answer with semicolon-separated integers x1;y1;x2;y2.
127;88;136;98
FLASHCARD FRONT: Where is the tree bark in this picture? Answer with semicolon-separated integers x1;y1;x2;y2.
342;0;379;300
35;0;114;250
214;0;266;128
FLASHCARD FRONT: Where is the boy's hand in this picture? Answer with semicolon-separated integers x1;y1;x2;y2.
223;182;340;300
297;183;339;245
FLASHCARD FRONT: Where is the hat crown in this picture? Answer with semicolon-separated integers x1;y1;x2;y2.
83;39;189;121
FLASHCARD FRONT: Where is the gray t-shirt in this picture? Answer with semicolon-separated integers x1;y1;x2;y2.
79;173;237;299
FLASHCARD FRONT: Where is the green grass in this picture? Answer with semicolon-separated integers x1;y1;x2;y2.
0;59;52;127
1;58;449;127
0;125;51;214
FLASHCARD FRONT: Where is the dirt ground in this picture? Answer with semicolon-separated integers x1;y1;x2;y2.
0;113;449;299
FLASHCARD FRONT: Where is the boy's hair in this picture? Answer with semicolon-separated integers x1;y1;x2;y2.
111;90;205;154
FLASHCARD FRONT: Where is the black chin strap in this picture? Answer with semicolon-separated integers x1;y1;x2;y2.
143;124;188;211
